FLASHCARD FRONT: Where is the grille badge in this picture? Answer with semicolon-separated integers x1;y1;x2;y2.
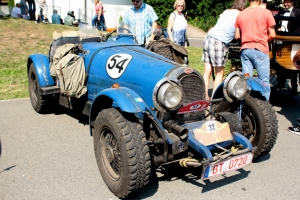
184;68;193;74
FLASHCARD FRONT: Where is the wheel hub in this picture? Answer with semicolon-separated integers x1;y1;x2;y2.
105;145;115;163
242;113;254;138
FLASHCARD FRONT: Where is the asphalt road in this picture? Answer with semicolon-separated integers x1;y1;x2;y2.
1;95;300;200
189;37;204;48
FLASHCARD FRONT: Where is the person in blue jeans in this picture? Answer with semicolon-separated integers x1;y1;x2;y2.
235;0;276;101
92;0;106;31
27;0;35;20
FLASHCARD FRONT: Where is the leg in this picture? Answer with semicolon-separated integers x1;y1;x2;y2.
92;15;98;28
42;9;49;23
202;36;212;100
100;15;106;31
253;49;271;100
276;72;286;88
28;2;33;20
205;37;227;98
212;66;225;96
35;7;41;22
291;74;298;94
203;62;212;100
240;49;255;77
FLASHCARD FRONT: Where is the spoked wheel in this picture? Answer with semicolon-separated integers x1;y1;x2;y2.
28;63;55;113
100;127;121;181
93;108;151;198
215;96;279;158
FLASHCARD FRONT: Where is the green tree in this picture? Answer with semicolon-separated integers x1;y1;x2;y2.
145;0;300;32
145;0;234;31
144;0;174;27
8;0;15;14
8;0;15;7
192;0;233;31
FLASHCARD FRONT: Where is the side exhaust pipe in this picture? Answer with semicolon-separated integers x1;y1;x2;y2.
163;120;188;140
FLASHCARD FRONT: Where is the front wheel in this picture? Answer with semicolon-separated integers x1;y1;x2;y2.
93;108;151;198
215;96;279;158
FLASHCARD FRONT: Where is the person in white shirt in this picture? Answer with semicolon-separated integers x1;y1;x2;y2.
34;0;49;23
278;0;300;32
11;3;21;18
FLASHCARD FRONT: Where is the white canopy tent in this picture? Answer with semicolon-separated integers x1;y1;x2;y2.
47;0;132;28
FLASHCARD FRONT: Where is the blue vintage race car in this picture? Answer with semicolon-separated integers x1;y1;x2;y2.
27;26;278;198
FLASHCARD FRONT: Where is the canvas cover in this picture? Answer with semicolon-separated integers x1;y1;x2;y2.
50;43;87;98
52;31;79;40
147;38;188;64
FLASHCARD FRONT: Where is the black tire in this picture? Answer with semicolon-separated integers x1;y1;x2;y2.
28;63;54;113
93;108;151;198
215;96;278;158
266;103;279;154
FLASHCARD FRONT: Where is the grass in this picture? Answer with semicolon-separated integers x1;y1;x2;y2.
186;46;204;74
0;17;79;100
0;17;231;100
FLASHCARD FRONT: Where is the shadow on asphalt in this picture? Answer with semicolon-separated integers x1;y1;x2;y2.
131;163;251;198
51;105;89;126
270;91;300;126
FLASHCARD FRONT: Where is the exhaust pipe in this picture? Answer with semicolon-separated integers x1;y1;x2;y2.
163;120;188;140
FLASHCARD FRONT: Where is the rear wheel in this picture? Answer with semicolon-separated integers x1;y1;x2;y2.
215;96;278;158
28;63;55;113
93;108;151;198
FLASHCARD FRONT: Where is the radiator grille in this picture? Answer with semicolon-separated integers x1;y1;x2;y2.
176;74;206;123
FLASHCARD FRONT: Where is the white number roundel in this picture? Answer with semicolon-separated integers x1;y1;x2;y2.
106;54;132;79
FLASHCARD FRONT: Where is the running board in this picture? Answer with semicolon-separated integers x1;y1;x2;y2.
40;86;60;95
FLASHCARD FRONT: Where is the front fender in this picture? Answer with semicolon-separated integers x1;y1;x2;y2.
212;76;269;100
246;76;269;93
28;54;55;87
89;87;173;146
89;87;147;136
91;87;147;114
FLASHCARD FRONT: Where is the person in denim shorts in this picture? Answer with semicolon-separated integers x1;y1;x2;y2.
235;0;276;100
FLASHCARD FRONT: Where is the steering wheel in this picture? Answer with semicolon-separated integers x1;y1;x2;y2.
101;29;117;41
117;27;132;34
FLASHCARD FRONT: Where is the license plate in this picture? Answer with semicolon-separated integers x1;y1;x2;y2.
202;152;253;180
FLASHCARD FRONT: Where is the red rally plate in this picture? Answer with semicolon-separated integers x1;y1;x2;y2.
202;152;253;180
178;100;210;114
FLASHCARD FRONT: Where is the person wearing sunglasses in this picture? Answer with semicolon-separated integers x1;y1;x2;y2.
123;0;158;46
167;0;187;47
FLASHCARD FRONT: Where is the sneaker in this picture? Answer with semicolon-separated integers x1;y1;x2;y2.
297;117;300;126
42;20;49;24
35;20;38;24
287;126;300;135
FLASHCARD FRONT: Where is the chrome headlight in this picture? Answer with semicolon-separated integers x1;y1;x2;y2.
157;82;183;110
223;72;251;102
